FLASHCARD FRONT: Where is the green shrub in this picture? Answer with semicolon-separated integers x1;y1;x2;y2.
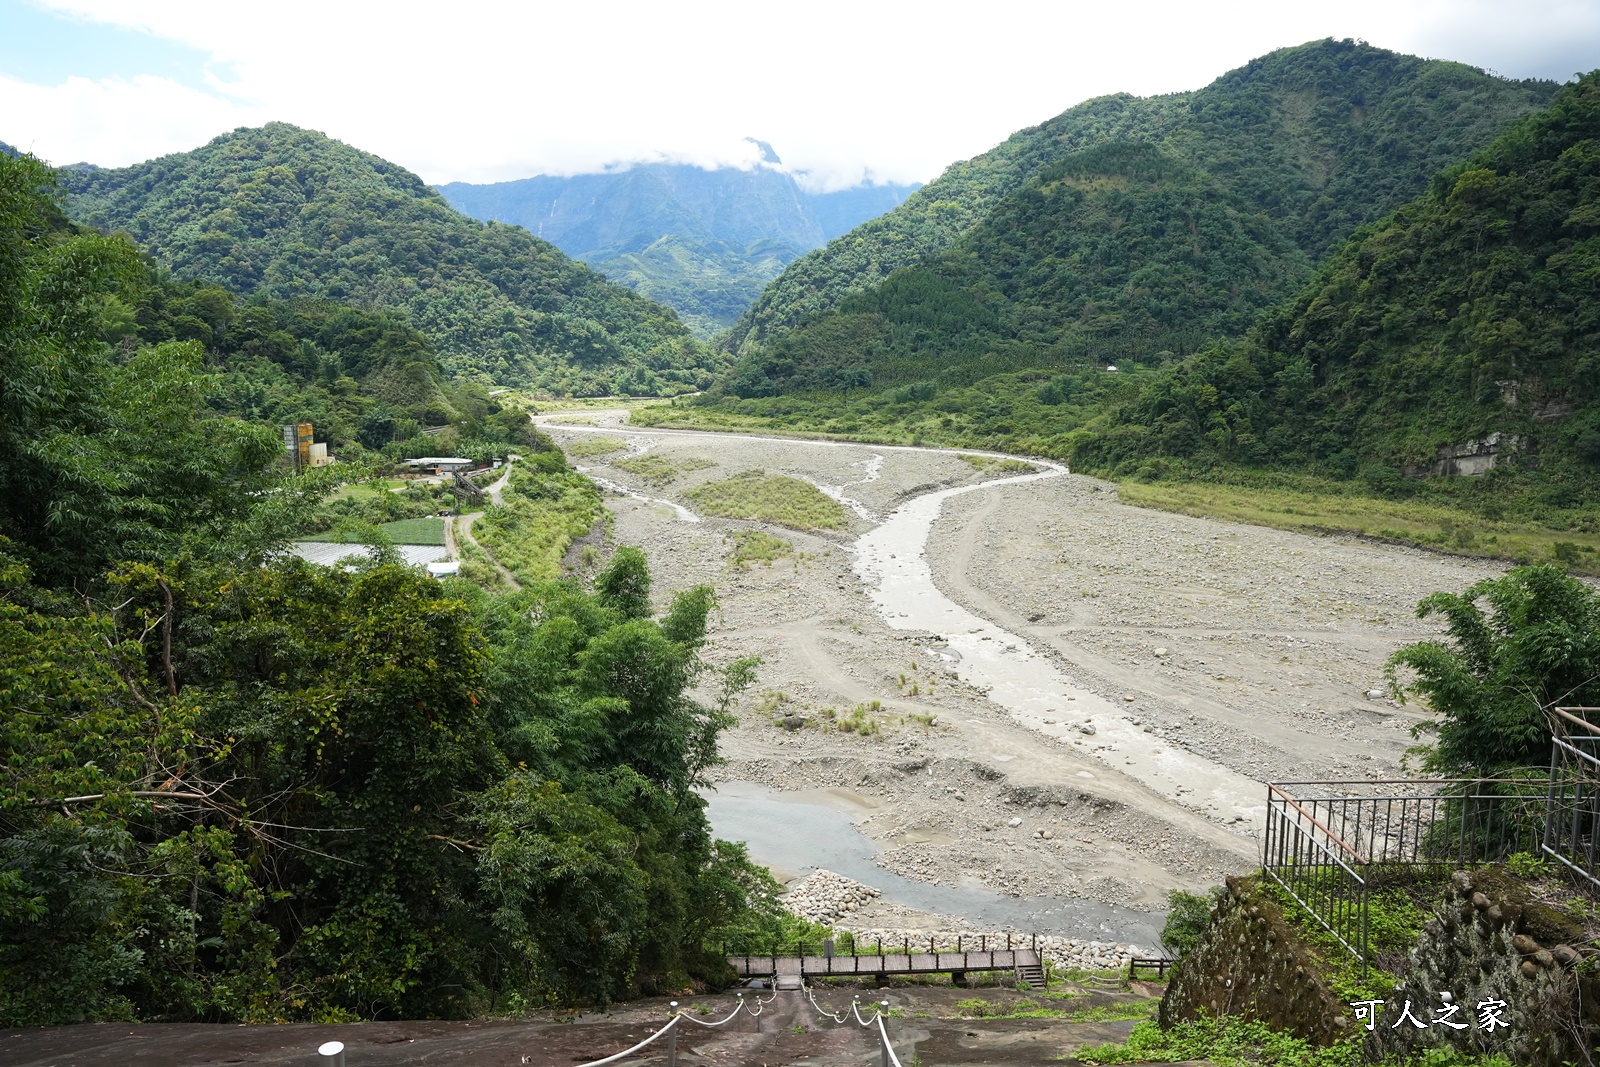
1160;887;1221;958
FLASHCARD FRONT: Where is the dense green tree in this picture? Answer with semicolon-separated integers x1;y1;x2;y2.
0;154;289;587
1387;565;1600;776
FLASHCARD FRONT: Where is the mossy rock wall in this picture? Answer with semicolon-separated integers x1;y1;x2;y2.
1159;875;1351;1045
1364;869;1598;1067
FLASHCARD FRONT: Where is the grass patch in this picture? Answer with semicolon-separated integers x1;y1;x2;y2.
687;470;847;530
727;529;793;567
1118;479;1600;573
612;453;714;485
328;479;407;501
1064;1000;1160;1023
303;517;446;546
1258;868;1433;1003
564;435;627;459
375;518;446;545
1079;1015;1359;1067
815;703;882;735
455;529;509;591
953;996;1066;1020
957;454;1036;474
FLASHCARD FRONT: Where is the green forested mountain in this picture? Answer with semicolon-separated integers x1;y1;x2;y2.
722;39;1556;361
58;123;720;395
732;142;1313;395
656;71;1600;532
438;162;917;338
1075;72;1600;499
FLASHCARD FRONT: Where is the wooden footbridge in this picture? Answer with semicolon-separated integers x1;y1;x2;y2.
727;935;1047;990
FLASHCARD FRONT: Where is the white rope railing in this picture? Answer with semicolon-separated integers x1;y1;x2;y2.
876;1014;906;1067
574;1014;681;1067
803;984;846;1023
568;987;909;1067
674;997;749;1028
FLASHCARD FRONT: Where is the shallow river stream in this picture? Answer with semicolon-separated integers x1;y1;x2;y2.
702;781;1164;945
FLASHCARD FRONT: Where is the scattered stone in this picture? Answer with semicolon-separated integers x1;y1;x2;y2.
1008;817;1023;827
1123;694;1136;702
1079;724;1097;736
781;870;882;924
1365;688;1385;700
1154;648;1169;658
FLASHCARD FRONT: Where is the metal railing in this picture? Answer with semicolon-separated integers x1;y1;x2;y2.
1545;707;1600;885
1263;776;1553;970
725;933;1044;988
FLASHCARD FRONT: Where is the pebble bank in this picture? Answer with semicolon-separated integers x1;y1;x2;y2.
781;869;1146;971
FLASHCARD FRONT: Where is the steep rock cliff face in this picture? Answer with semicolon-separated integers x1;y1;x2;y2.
1364;869;1598;1067
1160;875;1351;1045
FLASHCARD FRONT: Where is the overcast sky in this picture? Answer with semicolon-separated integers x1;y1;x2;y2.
1;0;1596;191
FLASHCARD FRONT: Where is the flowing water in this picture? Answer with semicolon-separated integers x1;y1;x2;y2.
702;781;1164;944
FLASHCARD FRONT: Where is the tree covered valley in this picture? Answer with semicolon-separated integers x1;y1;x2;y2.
5;35;1600;1065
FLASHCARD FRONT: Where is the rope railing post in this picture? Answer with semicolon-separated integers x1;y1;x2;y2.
317;1040;345;1066
667;1002;678;1067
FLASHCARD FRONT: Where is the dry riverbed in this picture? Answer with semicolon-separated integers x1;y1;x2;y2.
536;411;1509;942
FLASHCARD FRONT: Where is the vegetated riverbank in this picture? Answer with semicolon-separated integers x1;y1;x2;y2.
534;409;1518;943
628;399;1600;574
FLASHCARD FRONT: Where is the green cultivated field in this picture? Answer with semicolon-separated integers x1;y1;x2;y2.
304;517;446;545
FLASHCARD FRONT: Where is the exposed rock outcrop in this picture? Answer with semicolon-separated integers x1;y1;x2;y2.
1363;869;1598;1067
1159;875;1350;1045
1402;433;1525;477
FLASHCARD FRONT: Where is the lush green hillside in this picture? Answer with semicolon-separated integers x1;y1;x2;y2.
439;163;917;337
108;274;545;460
1077;72;1600;505
723;39;1555;358
59;123;720;395
646;71;1600;554
729;142;1312;395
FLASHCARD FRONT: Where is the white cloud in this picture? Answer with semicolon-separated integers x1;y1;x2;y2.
7;0;1598;188
0;71;264;165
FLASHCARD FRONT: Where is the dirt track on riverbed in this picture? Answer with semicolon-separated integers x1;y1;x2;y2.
537;411;1509;935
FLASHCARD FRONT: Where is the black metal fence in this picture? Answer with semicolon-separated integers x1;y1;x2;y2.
1263;776;1553;970
1544;707;1600;885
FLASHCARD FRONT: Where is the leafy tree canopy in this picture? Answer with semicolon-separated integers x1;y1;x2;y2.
1387;565;1600;776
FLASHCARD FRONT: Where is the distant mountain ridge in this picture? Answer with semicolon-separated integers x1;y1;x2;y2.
722;39;1559;360
438;162;918;337
56;123;718;395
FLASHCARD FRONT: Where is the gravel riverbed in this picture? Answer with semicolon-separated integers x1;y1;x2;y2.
538;412;1514;941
